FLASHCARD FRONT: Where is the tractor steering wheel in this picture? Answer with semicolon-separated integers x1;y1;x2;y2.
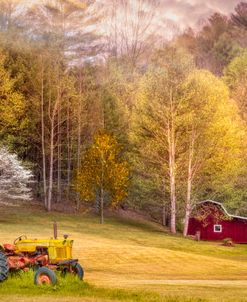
14;235;27;245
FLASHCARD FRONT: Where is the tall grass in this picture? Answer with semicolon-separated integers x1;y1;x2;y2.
0;270;205;302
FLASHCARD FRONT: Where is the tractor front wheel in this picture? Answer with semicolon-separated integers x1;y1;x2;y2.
0;252;8;282
34;267;57;285
72;263;84;280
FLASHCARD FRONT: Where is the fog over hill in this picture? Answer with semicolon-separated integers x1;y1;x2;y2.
157;0;241;29
24;0;241;31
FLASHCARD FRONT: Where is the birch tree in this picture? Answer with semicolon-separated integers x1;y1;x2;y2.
131;47;193;233
180;70;245;236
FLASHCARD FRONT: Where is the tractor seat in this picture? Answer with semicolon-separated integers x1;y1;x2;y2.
3;244;16;251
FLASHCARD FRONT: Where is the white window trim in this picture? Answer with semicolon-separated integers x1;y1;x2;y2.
214;224;222;233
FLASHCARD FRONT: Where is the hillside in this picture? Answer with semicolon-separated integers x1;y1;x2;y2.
1;203;247;302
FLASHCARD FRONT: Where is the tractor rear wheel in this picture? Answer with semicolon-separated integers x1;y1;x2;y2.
0;252;9;282
34;267;57;285
72;263;84;280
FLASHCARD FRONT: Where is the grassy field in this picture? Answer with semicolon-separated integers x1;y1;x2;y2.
1;202;247;301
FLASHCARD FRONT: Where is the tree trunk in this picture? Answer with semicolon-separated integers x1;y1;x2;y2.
40;58;47;208
47;98;59;212
66;99;71;201
100;186;104;224
100;153;104;224
162;203;166;226
162;181;167;226
183;133;195;237
168;91;176;234
57;85;61;203
183;176;192;237
76;71;83;210
169;145;176;234
47;120;54;212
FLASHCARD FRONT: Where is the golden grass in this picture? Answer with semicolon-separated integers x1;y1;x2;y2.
1;203;247;301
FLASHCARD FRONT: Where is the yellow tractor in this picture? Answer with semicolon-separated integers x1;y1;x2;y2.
0;224;84;285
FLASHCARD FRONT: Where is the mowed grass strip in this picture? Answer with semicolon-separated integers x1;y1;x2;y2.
1;203;247;301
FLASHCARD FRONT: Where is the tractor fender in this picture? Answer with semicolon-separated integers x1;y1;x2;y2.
3;244;16;252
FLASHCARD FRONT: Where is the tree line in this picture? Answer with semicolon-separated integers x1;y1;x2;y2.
0;0;247;232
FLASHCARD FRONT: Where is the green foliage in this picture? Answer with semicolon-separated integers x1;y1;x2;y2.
175;12;245;75
222;51;247;212
101;89;129;147
74;131;129;206
0;51;28;143
211;33;243;68
224;51;247;88
131;62;245;219
181;70;245;193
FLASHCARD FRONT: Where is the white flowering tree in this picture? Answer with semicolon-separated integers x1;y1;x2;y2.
0;147;33;201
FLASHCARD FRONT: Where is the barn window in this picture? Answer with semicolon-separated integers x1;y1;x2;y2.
214;225;222;233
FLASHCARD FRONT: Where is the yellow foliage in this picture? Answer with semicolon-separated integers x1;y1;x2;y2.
74;131;129;206
0;52;27;136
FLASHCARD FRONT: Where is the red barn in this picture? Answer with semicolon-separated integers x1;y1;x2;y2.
187;200;247;243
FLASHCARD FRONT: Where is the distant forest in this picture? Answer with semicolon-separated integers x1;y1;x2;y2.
0;0;247;234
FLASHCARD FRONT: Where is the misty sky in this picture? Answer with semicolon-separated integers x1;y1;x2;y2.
160;0;240;29
25;0;242;34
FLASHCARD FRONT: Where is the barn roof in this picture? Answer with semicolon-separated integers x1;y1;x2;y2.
196;200;247;221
